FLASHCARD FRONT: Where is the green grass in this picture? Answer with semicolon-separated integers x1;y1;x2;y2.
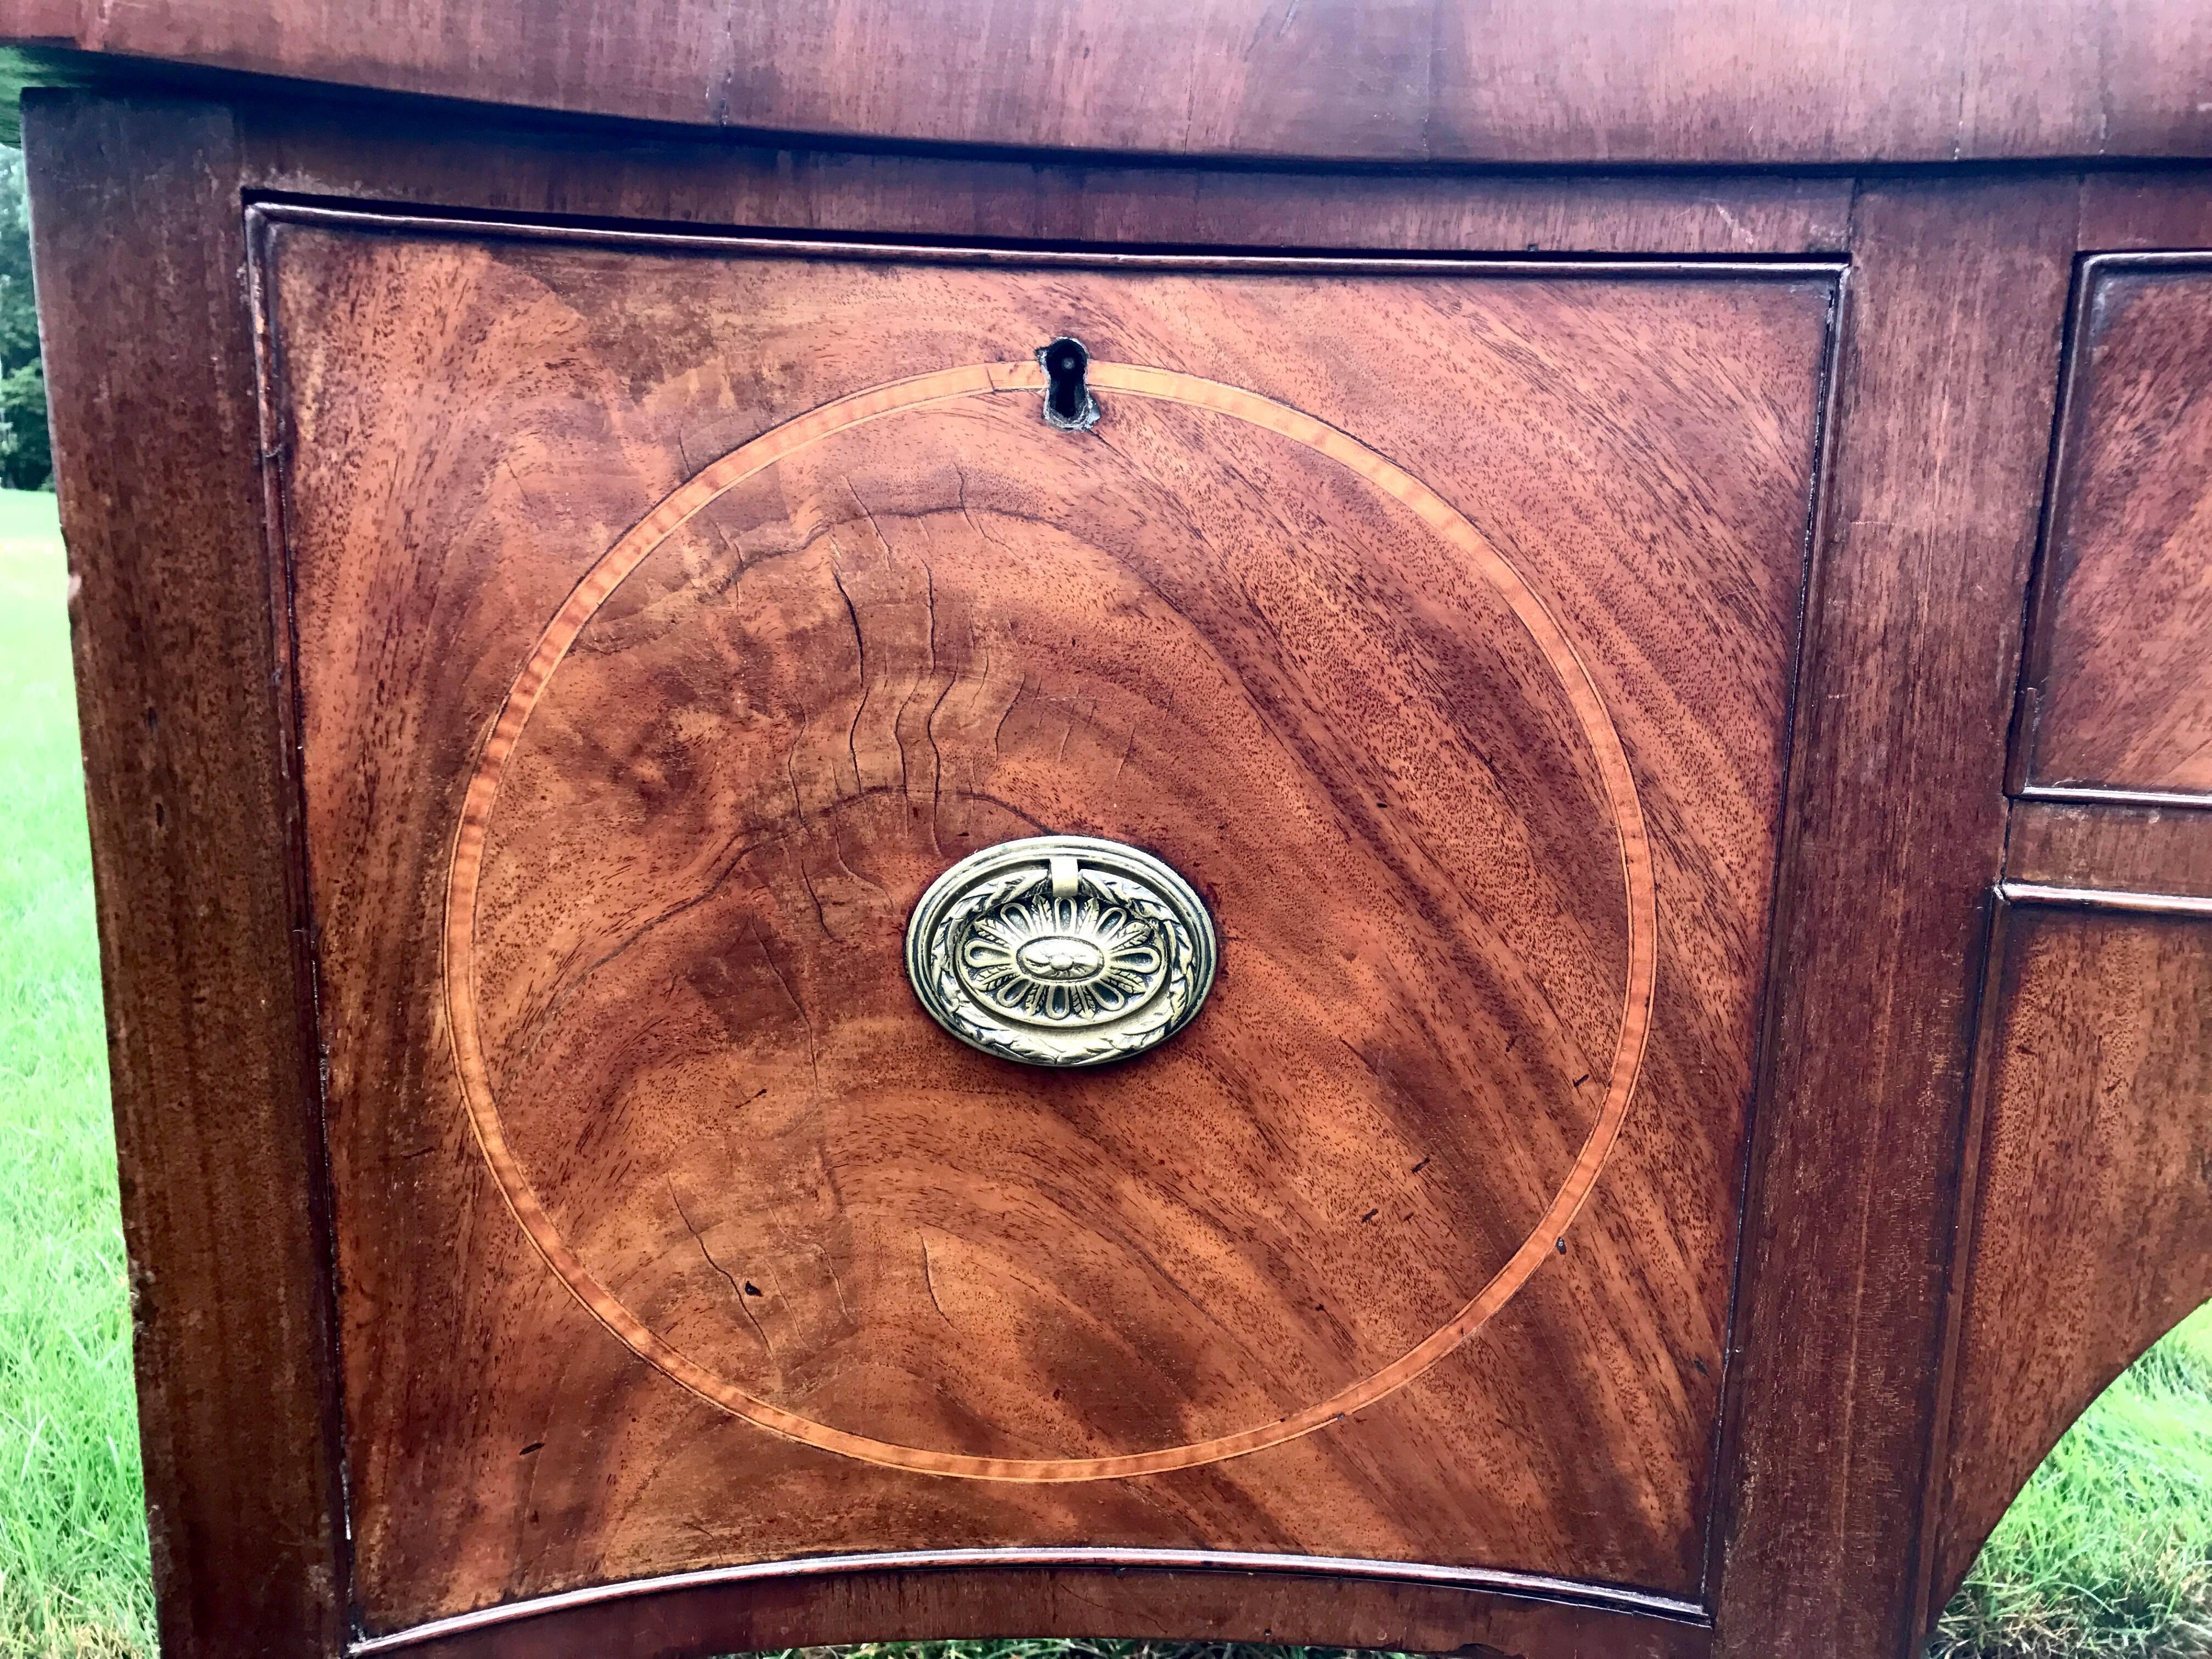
744;1647;1395;1659
0;482;2203;1658
0;486;60;539
1933;1304;2212;1659
0;488;153;1657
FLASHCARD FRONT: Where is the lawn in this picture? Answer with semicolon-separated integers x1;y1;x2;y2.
0;483;2205;1658
0;487;154;1657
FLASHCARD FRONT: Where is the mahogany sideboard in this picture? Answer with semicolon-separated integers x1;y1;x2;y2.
5;5;2211;1657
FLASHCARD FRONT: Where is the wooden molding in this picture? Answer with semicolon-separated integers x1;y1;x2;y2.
4;1;2212;166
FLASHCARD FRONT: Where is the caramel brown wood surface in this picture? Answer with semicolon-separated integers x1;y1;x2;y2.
1932;901;2212;1606
19;95;347;1659
2079;168;2212;250
239;109;1855;258
2008;800;2212;899
257;215;1832;1633
439;351;1663;1483
7;0;2212;165
39;80;2212;1659
1713;178;2078;1659
24;90;1857;264
2020;256;2212;800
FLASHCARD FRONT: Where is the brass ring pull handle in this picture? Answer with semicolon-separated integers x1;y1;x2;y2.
905;836;1217;1066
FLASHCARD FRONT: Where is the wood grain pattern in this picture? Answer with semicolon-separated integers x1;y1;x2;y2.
440;349;1661;1481
5;0;2212;166
40;80;2203;1659
2020;256;2212;799
19;95;348;1659
1713;177;2079;1659
2079;168;2212;251
1931;901;2212;1607
232;104;1854;259
257;217;1830;1633
2008;800;2212;899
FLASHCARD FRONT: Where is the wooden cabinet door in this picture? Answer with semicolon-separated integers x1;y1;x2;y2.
256;208;1836;1643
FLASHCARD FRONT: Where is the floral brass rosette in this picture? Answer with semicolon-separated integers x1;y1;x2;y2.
904;836;1217;1067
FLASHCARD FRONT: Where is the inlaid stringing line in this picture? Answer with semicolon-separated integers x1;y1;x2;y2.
442;359;1658;1482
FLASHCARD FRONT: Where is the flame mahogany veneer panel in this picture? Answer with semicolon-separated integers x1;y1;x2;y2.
259;218;1833;1633
2022;258;2212;799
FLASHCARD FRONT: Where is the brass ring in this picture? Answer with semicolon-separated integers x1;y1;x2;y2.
905;834;1218;1068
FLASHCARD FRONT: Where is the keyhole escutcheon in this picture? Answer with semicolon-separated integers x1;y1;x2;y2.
1038;337;1101;431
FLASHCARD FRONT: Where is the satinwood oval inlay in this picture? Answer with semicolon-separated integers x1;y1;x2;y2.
442;357;1658;1481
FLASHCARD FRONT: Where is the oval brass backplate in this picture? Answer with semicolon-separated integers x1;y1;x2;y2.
905;836;1217;1066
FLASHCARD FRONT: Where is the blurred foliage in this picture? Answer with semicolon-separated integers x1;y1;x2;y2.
0;148;48;492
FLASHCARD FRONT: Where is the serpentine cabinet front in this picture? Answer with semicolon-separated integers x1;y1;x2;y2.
255;210;1832;1646
55;86;2212;1659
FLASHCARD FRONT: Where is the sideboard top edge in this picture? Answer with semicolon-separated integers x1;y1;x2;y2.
9;3;2212;171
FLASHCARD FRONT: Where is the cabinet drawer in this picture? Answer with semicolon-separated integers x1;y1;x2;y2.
258;211;1835;1632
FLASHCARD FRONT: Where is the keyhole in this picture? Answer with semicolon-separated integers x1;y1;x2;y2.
1037;336;1099;431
